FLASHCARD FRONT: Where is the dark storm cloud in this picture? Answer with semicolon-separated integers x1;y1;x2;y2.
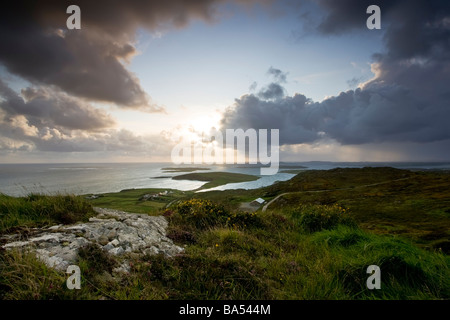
0;28;158;110
221;92;321;144
315;0;396;35
0;80;176;155
0;0;242;111
0;80;115;131
221;82;450;146
28;129;148;153
258;82;285;100
0;108;168;153
316;0;450;61
221;1;450;150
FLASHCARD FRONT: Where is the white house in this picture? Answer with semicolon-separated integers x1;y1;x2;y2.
250;198;265;206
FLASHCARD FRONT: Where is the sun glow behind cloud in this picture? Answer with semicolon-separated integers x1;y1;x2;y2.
1;1;450;163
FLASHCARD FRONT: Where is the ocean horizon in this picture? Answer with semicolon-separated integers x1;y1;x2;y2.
1;161;450;197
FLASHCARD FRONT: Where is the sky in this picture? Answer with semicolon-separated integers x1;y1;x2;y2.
0;0;449;164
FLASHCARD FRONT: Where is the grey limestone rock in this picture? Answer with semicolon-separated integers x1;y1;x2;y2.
1;207;183;271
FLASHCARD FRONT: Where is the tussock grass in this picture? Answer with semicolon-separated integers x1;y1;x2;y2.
1;198;448;300
0;249;79;300
311;226;450;299
0;193;95;233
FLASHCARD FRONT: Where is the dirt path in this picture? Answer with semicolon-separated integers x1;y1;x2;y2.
239;202;260;212
261;177;411;212
261;193;290;212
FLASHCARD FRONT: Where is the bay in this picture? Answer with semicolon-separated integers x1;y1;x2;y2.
0;161;449;197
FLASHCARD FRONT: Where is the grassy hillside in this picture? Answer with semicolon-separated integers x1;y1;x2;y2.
263;168;450;252
1;167;449;300
86;167;450;250
194;167;450;252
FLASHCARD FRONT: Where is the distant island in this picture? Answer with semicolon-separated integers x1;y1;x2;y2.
172;171;259;190
280;169;307;174
161;167;211;173
279;165;308;169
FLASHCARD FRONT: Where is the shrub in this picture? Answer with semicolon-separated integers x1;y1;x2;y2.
167;225;197;244
175;199;227;229
294;204;355;233
225;210;262;229
174;199;261;229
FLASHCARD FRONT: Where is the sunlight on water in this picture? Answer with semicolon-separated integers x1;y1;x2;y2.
1;162;449;197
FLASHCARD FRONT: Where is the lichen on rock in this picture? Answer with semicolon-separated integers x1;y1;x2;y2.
1;207;184;271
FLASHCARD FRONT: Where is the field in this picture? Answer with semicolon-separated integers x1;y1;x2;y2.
86;188;187;214
0;167;449;300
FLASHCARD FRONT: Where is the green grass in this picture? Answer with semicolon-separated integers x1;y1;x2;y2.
1;167;449;300
153;201;448;300
0;249;80;300
0;193;95;234
260;168;450;252
172;172;259;190
310;226;449;299
3;197;448;300
87;188;189;214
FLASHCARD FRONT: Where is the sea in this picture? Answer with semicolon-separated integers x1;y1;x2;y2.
0;162;450;197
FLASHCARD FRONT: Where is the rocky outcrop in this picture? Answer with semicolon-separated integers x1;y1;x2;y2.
1;207;184;272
